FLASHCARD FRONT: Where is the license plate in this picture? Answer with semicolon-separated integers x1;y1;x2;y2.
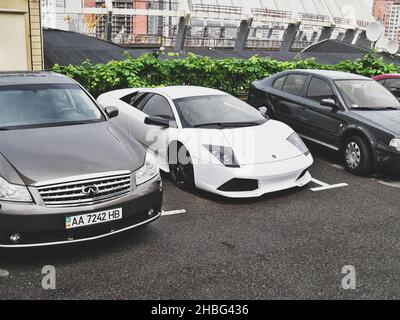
65;208;122;230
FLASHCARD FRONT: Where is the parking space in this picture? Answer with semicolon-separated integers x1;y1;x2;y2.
0;142;400;299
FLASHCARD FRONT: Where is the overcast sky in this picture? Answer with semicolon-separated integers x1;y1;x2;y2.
367;0;373;11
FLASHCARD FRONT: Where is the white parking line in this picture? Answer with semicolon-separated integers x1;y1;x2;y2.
161;209;187;216
376;179;400;189
0;269;9;278
310;178;348;192
329;163;344;170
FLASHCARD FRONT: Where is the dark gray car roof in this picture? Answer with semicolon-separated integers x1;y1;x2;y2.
289;69;371;80
0;71;75;86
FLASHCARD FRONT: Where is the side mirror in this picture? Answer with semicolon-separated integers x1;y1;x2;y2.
144;116;170;128
258;106;270;119
105;106;119;118
320;98;338;110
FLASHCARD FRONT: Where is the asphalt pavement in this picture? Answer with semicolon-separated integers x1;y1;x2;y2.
1;142;400;299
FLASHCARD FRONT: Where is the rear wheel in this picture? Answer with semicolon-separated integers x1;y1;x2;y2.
169;144;195;190
343;135;372;175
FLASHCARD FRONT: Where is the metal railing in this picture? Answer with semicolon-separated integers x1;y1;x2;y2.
191;4;242;16
95;0;180;11
357;20;369;28
245;39;282;50
121;34;165;46
291;40;313;51
299;13;330;24
184;37;236;48
334;17;352;26
251;8;292;20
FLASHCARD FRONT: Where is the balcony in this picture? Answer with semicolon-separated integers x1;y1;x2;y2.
245;39;282;50
184;37;236;49
299;13;331;25
251;8;292;21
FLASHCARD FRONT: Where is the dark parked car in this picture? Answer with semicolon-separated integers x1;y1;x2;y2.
248;70;400;175
0;72;162;247
373;74;400;99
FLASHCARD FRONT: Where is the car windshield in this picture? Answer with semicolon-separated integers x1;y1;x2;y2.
0;83;104;130
335;80;400;110
173;95;267;128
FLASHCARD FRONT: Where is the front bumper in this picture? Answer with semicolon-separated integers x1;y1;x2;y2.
0;176;163;247
376;145;400;172
193;153;313;198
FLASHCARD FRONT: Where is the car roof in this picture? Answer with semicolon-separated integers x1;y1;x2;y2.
373;74;400;80
0;71;75;86
286;69;371;81
149;86;228;100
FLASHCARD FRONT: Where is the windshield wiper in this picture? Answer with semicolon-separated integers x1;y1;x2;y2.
193;121;260;128
193;122;224;128
352;107;400;111
375;107;400;110
0;128;10;131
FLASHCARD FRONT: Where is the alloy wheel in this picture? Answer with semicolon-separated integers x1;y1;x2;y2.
346;141;361;169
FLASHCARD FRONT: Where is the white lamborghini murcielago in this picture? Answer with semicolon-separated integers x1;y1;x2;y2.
98;86;313;198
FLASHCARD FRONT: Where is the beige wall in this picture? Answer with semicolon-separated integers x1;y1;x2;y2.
0;0;43;71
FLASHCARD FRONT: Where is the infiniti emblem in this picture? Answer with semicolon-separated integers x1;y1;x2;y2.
82;185;99;197
272;155;277;159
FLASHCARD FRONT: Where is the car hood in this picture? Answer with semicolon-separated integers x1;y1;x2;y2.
220;120;304;165
351;110;400;136
0;122;145;185
183;120;303;166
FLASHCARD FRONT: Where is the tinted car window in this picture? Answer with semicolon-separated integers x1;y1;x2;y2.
272;76;286;90
384;78;400;89
282;74;308;96
174;95;266;128
121;92;150;109
336;80;400;110
0;83;104;129
120;92;138;104
141;94;175;120
306;77;335;102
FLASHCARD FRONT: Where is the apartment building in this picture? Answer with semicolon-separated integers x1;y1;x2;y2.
372;0;400;41
386;0;400;41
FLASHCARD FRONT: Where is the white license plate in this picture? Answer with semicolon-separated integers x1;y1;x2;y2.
65;208;122;230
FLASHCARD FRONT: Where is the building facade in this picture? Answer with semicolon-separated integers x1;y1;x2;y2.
372;0;393;25
0;0;44;71
386;0;400;41
41;0;89;32
372;0;400;41
39;0;376;50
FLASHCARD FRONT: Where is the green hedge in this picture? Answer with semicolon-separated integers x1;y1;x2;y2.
51;51;400;98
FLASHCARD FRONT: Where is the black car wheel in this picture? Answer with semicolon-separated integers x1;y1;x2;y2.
343;136;372;175
169;144;195;190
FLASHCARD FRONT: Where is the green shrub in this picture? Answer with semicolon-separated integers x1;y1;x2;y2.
51;51;400;98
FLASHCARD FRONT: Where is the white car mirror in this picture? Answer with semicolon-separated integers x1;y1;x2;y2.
258;106;269;118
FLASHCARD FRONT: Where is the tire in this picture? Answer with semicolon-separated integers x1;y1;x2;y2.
169;143;195;190
343;135;372;175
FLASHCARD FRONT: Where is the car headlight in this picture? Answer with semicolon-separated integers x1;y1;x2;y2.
287;133;310;155
0;176;32;202
204;145;240;168
390;138;400;151
135;152;159;186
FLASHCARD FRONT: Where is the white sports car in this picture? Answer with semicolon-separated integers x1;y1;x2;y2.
98;86;313;198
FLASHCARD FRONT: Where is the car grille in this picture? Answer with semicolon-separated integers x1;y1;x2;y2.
37;172;132;208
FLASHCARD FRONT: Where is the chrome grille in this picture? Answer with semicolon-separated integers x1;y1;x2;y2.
37;172;132;207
